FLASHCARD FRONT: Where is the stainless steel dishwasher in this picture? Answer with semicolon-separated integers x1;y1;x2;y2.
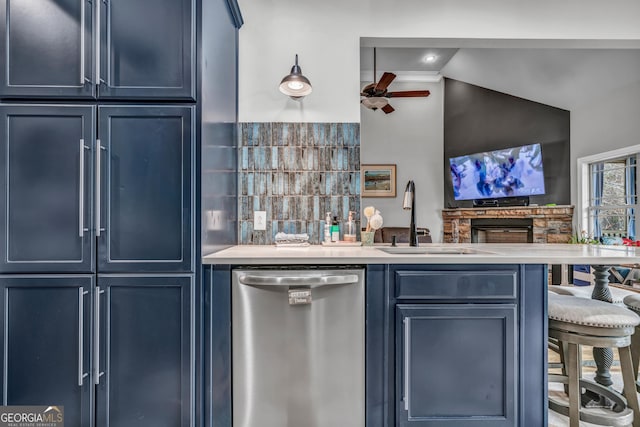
232;268;365;427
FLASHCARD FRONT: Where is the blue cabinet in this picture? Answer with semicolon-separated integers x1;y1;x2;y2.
97;106;194;273
0;0;195;100
0;104;193;274
97;0;195;100
393;267;518;426
0;0;94;98
95;275;194;427
1;1;241;425
0;105;195;426
396;304;516;426
0;275;94;427
366;264;547;427
0;275;193;427
0;105;95;273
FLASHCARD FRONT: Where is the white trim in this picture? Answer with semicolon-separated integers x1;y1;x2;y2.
577;144;640;165
360;38;640;49
360;71;442;83
576;143;640;237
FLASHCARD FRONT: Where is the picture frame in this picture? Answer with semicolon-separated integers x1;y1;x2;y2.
361;164;397;197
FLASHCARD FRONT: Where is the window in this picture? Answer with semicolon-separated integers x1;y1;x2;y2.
588;155;637;239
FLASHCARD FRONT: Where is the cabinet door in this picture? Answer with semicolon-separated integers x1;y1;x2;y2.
97;106;193;273
97;0;194;100
0;0;94;98
396;304;517;427
0;275;94;427
0;105;95;273
95;275;193;427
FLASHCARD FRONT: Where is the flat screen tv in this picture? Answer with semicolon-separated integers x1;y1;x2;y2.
449;143;546;201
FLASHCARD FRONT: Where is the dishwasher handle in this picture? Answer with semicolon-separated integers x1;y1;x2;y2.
238;274;359;287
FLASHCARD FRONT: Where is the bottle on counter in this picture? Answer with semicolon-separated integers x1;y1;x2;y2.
330;216;340;242
324;212;332;243
344;211;357;242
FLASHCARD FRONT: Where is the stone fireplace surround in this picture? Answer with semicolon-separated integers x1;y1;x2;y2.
441;205;574;244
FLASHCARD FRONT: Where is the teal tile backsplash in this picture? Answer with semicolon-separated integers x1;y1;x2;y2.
239;122;360;244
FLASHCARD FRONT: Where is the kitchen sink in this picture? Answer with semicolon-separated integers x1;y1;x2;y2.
377;247;495;255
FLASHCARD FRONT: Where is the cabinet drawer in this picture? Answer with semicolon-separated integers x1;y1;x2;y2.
394;269;518;300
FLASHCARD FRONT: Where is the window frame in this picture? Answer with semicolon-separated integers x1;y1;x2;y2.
577;144;640;240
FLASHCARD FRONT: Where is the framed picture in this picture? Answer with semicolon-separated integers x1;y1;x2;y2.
361;164;397;197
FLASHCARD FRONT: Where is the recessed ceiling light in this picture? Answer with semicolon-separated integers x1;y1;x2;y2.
423;54;438;63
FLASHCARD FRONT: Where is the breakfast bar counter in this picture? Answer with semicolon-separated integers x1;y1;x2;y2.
203;242;640;265
203;244;640;427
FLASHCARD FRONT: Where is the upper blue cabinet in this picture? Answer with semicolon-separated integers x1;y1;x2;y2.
0;0;94;99
0;105;95;273
97;0;195;100
0;0;195;100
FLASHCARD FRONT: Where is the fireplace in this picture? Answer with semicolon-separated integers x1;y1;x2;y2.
441;206;574;244
471;218;533;243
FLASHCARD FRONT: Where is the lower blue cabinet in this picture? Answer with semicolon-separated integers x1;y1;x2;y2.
0;275;194;427
96;275;194;427
396;304;517;426
0;275;94;427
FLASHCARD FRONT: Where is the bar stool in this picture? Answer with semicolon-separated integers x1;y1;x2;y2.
549;284;637;306
623;294;640;392
548;292;640;427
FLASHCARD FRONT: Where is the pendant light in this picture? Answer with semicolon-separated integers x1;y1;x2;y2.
279;54;312;99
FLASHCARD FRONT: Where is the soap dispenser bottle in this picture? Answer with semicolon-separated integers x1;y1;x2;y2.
330;216;340;242
324;212;332;243
344;211;357;242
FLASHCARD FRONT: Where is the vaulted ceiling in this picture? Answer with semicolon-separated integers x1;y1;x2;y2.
360;45;640;110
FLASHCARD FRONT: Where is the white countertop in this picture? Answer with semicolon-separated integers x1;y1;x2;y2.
202;243;640;265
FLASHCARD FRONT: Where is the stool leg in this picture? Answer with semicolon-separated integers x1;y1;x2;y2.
558;340;570;394
567;342;581;427
631;329;640;386
619;345;640;427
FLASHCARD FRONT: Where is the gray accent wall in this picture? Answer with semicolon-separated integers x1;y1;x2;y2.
444;78;571;208
238;122;360;244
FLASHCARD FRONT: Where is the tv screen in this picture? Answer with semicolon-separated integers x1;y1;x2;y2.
449;143;546;201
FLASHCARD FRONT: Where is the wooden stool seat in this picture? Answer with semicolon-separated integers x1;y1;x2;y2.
548;292;640;427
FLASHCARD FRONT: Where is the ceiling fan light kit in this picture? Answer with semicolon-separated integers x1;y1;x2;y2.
361;96;388;110
279;54;312;99
361;47;431;113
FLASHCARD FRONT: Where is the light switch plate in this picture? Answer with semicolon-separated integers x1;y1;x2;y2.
254;211;267;230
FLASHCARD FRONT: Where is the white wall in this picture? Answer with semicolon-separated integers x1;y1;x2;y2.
237;0;640;123
360;81;444;242
570;80;640;206
237;0;640;238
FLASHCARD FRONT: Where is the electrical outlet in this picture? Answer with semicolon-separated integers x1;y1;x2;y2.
254;211;267;231
205;210;224;230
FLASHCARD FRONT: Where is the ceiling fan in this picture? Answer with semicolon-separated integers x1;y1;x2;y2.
361;48;431;114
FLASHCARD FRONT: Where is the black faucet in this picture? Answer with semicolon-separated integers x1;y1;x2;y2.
403;180;418;247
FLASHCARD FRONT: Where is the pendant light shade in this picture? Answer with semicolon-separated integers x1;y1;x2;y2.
279;54;312;99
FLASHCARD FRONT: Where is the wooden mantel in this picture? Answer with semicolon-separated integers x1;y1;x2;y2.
441;205;574;244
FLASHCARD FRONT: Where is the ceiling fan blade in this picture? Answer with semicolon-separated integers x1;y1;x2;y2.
381;104;395;114
386;90;431;98
375;72;396;92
